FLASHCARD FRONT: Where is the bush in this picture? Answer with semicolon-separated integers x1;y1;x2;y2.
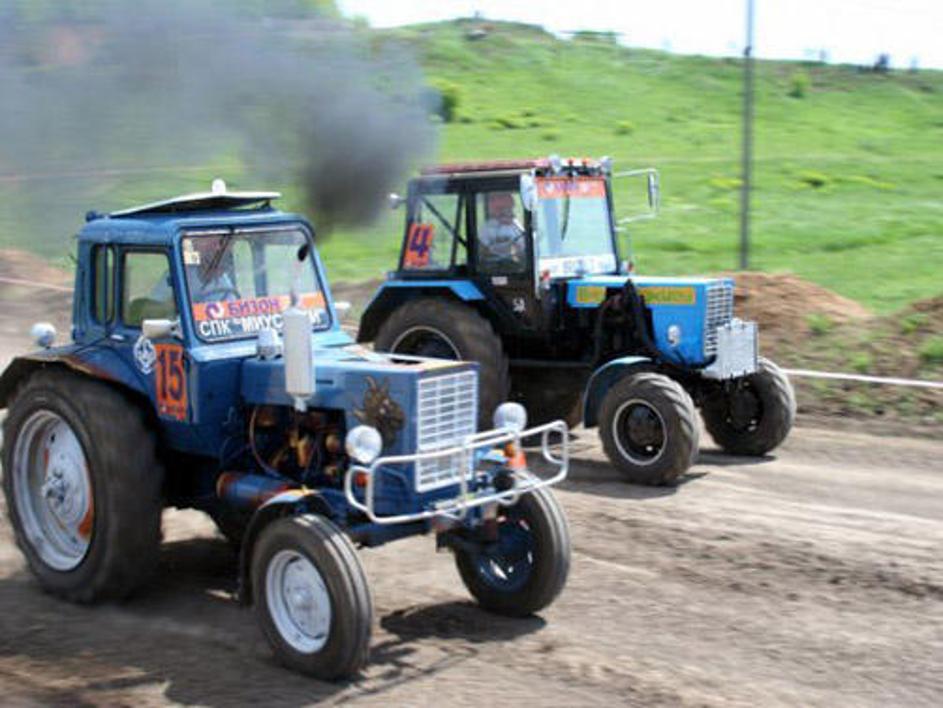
788;71;811;98
491;114;524;130
429;79;461;123
918;336;943;365
798;170;830;188
806;313;834;335
614;120;635;136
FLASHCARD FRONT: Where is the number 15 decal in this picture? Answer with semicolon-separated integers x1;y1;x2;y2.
155;343;188;421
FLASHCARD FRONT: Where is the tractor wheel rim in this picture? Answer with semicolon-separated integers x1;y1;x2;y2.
265;549;332;654
612;398;667;466
390;326;461;360
474;513;534;593
12;410;93;571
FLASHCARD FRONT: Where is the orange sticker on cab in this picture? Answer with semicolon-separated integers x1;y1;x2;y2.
536;177;606;200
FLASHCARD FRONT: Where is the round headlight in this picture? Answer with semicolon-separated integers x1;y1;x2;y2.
667;324;682;346
345;425;383;464
493;402;528;432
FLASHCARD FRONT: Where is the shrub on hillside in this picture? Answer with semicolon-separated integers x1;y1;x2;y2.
428;79;462;123
788;71;811;98
614;120;635;135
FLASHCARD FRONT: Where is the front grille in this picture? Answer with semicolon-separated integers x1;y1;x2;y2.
415;370;478;492
704;282;735;356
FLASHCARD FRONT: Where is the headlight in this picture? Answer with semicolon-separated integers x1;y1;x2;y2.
667;324;682;346
345;425;383;464
493;402;527;432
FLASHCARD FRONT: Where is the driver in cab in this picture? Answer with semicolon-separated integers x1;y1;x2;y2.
183;237;240;303
479;192;525;267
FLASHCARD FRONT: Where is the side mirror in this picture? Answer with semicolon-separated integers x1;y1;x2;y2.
389;193;406;210
647;171;660;212
519;174;538;212
142;318;180;340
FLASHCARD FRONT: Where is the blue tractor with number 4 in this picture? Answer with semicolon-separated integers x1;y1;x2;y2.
359;157;796;485
0;182;571;681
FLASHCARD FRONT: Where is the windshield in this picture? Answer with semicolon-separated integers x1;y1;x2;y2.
534;177;617;277
182;227;329;342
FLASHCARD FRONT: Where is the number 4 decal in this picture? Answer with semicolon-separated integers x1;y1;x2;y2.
403;222;435;268
155;343;188;421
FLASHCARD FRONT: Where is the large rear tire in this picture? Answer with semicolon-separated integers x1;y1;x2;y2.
252;515;372;680
374;297;510;429
2;369;164;602
701;357;796;456
598;372;699;486
455;487;570;617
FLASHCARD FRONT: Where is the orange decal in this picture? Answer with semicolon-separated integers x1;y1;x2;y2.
536;177;606;200
155;343;188;421
192;292;325;323
403;222;435;268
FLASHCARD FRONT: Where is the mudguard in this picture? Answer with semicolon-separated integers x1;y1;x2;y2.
237;489;334;604
0;346;138;409
357;279;484;343
582;355;653;428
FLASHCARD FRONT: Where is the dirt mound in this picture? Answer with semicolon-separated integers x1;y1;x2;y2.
719;271;872;347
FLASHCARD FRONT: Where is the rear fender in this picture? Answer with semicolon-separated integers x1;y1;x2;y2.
357;280;484;343
0;348;138;409
582;356;653;428
237;489;334;604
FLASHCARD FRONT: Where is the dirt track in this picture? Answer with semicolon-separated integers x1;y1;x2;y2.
0;270;940;705
1;423;941;706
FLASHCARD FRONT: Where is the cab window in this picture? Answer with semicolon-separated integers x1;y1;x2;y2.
402;192;466;271
122;251;177;327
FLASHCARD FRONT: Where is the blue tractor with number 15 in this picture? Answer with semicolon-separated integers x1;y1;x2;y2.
0;182;571;681
359;157;796;485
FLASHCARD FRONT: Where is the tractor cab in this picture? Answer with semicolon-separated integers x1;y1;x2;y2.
390;157;633;333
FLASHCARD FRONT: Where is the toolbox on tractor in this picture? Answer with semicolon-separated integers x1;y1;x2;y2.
359;157;796;485
0;181;571;680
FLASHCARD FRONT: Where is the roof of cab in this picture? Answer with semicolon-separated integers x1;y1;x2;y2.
76;181;309;245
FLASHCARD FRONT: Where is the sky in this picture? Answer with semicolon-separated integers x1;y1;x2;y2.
338;0;943;69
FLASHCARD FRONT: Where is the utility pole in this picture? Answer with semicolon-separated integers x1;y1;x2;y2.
739;0;755;270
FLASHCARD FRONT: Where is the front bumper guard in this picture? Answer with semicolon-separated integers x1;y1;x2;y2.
344;420;569;525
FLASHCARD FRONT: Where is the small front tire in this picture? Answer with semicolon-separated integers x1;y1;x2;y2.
455;487;570;617
701;357;796;456
252;515;372;680
598;372;699;485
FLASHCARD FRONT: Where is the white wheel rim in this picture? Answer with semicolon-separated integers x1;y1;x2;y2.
12;410;93;571
390;325;461;359
612;398;668;466
265;549;332;654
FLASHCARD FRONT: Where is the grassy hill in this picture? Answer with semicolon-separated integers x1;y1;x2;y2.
2;18;941;313
318;20;943;313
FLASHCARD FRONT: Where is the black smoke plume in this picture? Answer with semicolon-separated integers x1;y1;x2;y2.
0;0;436;253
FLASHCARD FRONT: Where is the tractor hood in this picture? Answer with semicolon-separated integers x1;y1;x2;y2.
240;344;478;458
566;275;736;367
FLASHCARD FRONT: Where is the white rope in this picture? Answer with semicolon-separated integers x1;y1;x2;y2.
0;276;72;293
783;368;943;390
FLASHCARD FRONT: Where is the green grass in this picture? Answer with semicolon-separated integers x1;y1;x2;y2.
4;19;943;313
